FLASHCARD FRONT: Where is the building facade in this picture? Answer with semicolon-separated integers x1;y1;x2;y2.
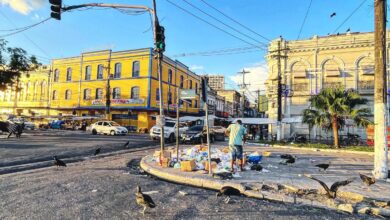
265;32;389;140
217;90;241;117
204;74;225;91
0;48;201;130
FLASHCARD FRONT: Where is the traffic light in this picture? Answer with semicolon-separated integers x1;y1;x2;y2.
155;25;165;52
201;77;207;103
49;0;62;20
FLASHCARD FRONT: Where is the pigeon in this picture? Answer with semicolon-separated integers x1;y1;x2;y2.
135;186;156;215
250;164;263;171
330;12;336;18
346;28;351;32
123;141;130;148
211;158;221;164
216;186;241;203
212;172;233;180
315;162;330;171
94;147;101;156
304;174;355;199
53;156;66;167
280;154;294;160
359;174;376;187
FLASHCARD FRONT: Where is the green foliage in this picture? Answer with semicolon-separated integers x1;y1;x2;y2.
0;39;41;91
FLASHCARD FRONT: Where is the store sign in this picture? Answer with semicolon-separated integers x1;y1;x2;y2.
92;99;144;106
180;89;196;99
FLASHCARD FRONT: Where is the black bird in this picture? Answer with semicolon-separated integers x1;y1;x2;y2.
304;174;355;199
359;173;376;187
135;186;156;215
346;28;351;32
251;164;263;171
94;147;101;156
211;158;221;164
212;172;233;180
216;186;241;203
123;141;130;148
330;12;336;18
280;157;296;165
315;162;330;171
280;154;294;160
53;156;66;167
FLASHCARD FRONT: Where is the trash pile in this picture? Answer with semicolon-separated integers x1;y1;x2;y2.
153;145;271;175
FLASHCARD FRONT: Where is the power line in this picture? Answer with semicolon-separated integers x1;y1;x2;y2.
0;17;51;37
297;0;313;40
331;0;368;35
170;45;263;57
199;0;271;42
181;0;267;47
165;0;265;50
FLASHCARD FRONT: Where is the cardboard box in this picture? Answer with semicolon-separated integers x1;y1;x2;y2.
181;159;196;172
203;161;217;171
153;150;172;159
161;157;170;168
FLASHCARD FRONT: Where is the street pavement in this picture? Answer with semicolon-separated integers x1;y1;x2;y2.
0;147;364;220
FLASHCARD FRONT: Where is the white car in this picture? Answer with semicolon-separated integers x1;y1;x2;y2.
150;121;188;142
91;121;128;136
8;118;35;130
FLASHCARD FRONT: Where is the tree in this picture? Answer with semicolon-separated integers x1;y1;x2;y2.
302;87;372;148
0;39;40;91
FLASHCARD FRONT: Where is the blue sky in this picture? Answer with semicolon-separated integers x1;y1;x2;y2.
0;0;376;93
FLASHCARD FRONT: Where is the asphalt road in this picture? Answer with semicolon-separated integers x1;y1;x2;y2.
0;147;370;220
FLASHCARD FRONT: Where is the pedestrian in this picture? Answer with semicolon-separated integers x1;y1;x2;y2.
225;120;247;173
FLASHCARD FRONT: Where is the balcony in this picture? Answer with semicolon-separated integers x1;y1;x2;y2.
323;82;342;89
358;80;374;94
292;83;309;92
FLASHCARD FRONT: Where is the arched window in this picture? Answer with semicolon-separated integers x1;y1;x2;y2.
114;63;121;79
85;65;91;80
52;90;58;100
25;81;30;101
156;88;160;101
131;86;140;99
194;100;198;108
83;88;91;100
40;81;46;101
168;92;172;105
97;64;104;79
112;87;121;99
96;88;103;99
180;75;184;88
65;89;72;100
168;69;172;84
19;82;24;101
132;61;140;77
66;68;72;81
53;69;59;82
195;83;198;94
33;81;39;101
189;80;193;89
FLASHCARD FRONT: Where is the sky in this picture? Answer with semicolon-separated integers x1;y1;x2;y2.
0;0;377;100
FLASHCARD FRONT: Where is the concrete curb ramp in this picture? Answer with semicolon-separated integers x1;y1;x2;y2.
141;155;390;217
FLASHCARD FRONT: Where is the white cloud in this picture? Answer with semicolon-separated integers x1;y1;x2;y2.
1;0;45;15
189;65;204;71
230;62;268;102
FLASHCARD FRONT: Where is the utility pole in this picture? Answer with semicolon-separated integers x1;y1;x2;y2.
238;69;250;118
254;89;261;116
374;0;388;179
105;50;112;120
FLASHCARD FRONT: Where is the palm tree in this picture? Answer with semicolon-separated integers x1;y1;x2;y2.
302;87;372;147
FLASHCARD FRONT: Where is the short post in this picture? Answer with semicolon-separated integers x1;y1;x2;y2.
176;87;180;163
205;102;212;175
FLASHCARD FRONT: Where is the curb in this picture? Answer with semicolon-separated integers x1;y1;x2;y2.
141;155;390;217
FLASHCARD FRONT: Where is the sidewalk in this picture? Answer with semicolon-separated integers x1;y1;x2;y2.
141;143;390;216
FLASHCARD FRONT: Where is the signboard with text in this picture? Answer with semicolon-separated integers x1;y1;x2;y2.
180;89;196;99
91;99;145;106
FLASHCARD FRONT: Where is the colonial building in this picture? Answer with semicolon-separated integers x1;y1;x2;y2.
217;90;241;117
203;74;225;91
265;32;386;139
0;48;201;130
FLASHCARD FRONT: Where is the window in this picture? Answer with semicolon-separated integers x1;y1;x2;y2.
188;100;192;108
168;69;172;84
112;87;120;99
97;64;104;79
189;80;193;89
85;66;91;80
97;122;103;126
156;88;159;101
66;68;72;81
53;69;59;82
25;82;30;101
65;89;71;100
40;81;46;101
114;63;121;79
33;81;39;101
132;61;140;77
180;75;184;88
52;90;58;100
195;100;198;108
168;92;172;105
195;83;198;94
83;88;91;100
103;122;109;126
131;86;140;99
96;88;103;99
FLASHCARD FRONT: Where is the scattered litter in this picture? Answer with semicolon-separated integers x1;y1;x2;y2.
260;168;270;173
250;164;263;171
266;164;278;169
179;191;188;196
143;191;159;195
92;189;97;192
232;173;241;178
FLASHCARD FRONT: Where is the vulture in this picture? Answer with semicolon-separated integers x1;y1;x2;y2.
53;156;66;167
280;154;294;160
123;141;130;148
280;157;296;165
304;174;355;199
250;164;263;171
330;12;336;18
359;174;375;187
212;172;233;180
315;162;330;171
216;186;241;203
94;147;101;156
135;186;156;215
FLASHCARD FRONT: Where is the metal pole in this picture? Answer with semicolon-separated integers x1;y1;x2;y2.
176;87;180;162
374;0;388;179
277;40;282;141
205;101;211;175
105;50;112;120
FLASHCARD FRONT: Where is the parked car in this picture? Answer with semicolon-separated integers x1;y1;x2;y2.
8;118;35;130
180;125;215;144
211;126;226;141
150;121;188;143
90;121;128;135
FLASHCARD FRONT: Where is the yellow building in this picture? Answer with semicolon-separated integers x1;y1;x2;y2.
0;48;201;130
265;32;387;139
